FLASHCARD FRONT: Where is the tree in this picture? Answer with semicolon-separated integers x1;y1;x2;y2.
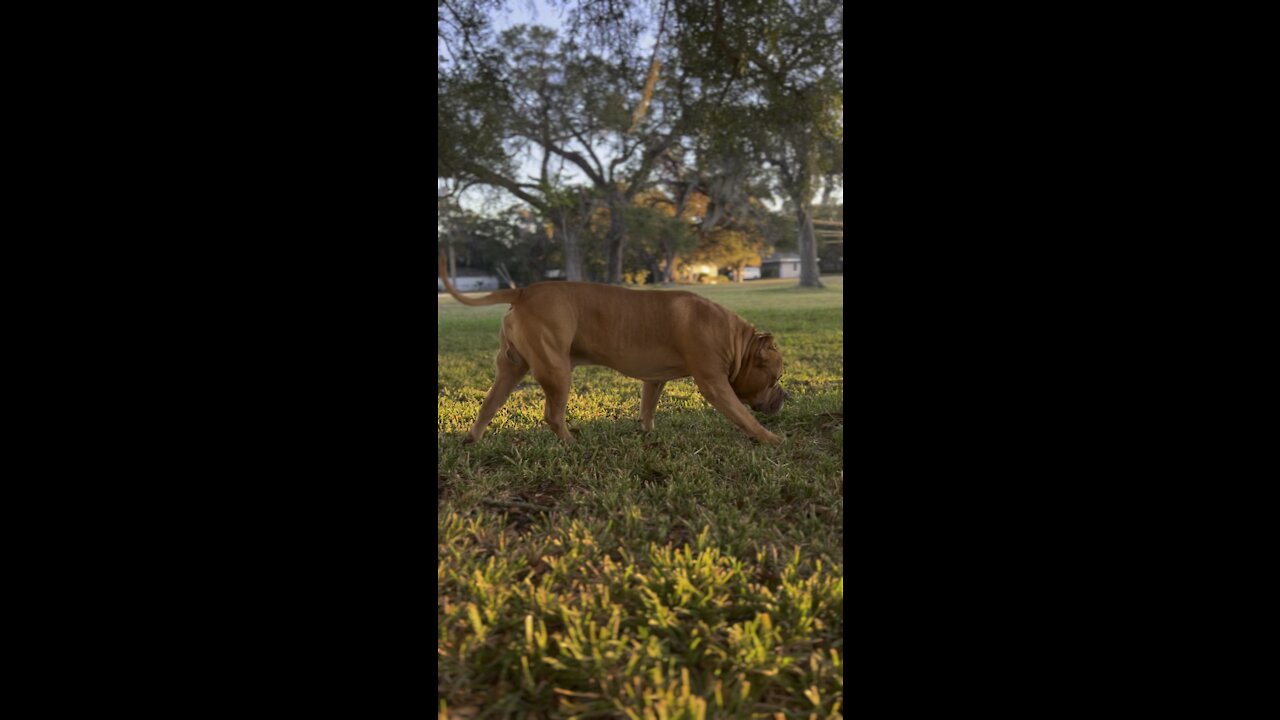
501;24;682;283
628;188;699;284
438;201;514;273
438;0;510;186
438;1;844;287
661;150;779;283
691;227;768;283
438;201;571;286
440;18;600;281
437;21;676;283
673;0;843;288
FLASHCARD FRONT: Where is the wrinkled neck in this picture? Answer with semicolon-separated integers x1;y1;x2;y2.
729;324;766;385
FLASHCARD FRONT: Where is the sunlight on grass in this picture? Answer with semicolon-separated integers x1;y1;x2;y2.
438;276;843;718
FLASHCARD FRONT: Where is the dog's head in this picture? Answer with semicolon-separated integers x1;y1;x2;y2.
732;333;790;415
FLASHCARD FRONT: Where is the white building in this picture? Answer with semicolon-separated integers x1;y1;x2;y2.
761;252;802;279
438;268;500;293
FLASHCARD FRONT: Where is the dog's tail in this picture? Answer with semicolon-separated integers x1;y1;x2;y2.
438;252;521;306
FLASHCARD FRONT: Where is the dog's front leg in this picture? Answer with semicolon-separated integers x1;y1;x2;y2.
692;375;782;445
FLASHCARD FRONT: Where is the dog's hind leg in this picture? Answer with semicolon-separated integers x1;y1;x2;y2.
640;380;665;432
508;316;576;444
533;366;574;444
464;343;529;443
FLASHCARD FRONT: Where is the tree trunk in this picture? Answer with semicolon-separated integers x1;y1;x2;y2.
447;243;457;280
663;248;675;284
556;209;584;281
736;260;746;283
563;228;584;281
794;201;824;288
605;192;626;284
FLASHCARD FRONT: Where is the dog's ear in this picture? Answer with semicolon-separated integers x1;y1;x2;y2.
755;333;775;357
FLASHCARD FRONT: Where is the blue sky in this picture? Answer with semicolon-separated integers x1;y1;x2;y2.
492;0;563;31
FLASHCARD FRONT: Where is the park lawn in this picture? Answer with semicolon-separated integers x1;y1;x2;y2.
437;277;844;719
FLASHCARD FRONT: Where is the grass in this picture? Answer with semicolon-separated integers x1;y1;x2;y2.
438;277;844;719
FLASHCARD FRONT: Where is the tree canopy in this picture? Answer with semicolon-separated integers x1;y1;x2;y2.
438;0;843;287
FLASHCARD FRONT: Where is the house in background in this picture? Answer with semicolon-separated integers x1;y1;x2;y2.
760;252;802;279
438;268;500;293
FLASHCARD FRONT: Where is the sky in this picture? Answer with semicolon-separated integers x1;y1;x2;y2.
492;0;563;31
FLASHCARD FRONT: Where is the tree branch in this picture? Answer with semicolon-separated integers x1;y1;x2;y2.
608;135;643;183
563;121;607;181
546;144;607;188
460;161;550;212
625;136;675;200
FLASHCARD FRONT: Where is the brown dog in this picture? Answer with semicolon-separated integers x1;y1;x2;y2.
439;255;788;445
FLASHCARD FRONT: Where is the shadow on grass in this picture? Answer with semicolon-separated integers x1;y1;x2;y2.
439;399;843;454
